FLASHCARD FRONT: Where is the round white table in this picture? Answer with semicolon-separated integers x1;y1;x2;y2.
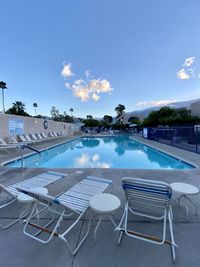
170;182;199;216
89;193;121;241
17;187;48;220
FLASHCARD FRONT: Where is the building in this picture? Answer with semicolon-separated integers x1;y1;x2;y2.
190;100;200;117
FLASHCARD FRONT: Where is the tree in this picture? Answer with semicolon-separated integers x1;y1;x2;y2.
103;115;113;124
50;106;59;121
69;108;74;117
33;102;38;116
142;106;200;126
83;118;101;127
0;81;7;114
115;104;126;121
86;115;93;119
128;116;141;125
5;101;30;116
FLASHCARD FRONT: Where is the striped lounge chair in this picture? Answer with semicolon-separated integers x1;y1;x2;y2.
17;176;112;255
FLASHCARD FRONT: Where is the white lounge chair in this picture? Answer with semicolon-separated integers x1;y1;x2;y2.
18;135;34;144
24;134;38;143
0;137;21;150
0;171;67;229
17;176;112;255
115;177;177;262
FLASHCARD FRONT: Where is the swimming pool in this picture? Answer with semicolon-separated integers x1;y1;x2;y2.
4;136;194;169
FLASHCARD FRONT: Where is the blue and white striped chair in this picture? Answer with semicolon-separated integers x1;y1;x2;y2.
0;171;67;229
17;176;112;255
115;177;177;262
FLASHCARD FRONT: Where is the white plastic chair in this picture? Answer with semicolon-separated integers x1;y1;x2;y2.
17;176;112;255
0;171;67;229
115;177;177;262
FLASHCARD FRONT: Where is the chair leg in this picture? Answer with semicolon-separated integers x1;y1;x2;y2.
116;209;126;245
60;212;92;255
94;214;103;242
168;209;176;262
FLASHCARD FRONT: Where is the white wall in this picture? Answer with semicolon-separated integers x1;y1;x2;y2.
191;100;200;117
0;114;75;138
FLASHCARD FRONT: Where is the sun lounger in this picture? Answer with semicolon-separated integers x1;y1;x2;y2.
17;176;112;255
0;137;21;150
0;171;68;229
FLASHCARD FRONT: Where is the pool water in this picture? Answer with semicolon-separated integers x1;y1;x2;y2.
5;136;194;169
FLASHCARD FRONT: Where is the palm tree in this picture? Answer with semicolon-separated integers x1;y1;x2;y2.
115;104;126;123
69;108;74;117
12;101;26;113
33;103;38;116
0;81;7;114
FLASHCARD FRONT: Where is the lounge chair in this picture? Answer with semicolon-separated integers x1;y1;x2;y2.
37;133;47;141
115;177;177;262
30;134;44;143
18;135;34;144
41;132;48;139
0;137;21;150
17;176;112;255
24;134;37;143
48;132;55;138
0;171;67;229
0;137;9;145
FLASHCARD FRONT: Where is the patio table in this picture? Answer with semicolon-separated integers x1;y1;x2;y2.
170;182;199;216
89;193;121;241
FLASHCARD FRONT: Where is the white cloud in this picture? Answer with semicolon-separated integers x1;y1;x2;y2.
187;68;195;77
65;77;113;102
92;93;100;101
74;79;84;85
73;86;90;102
61;63;74;78
85;70;91;78
183;56;195;67
64;82;71;89
177;68;190;80
137;99;176;107
61;63;113;101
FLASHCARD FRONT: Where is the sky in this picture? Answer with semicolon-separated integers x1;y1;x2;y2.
1;0;200;118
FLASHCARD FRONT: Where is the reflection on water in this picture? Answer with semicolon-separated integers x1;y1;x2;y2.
74;153;112;168
81;138;100;148
6;135;193;169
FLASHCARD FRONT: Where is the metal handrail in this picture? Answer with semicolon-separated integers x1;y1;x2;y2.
20;145;41;173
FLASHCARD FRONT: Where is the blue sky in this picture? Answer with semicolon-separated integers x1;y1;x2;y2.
1;0;200;118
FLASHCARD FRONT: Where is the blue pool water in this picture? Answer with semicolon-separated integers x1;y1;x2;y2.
5;136;194;169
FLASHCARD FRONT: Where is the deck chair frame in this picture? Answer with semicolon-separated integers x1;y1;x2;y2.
115;177;177;262
0;171;68;229
17;176;112;255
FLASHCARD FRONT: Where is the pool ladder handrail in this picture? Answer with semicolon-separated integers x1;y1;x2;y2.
20;145;41;173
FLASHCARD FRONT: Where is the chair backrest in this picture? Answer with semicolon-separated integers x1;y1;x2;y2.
19;135;27;142
122;177;172;218
49;132;54;138
52;132;57;137
0;137;7;145
10;136;18;144
17;176;112;214
4;171;67;197
41;133;47;138
31;134;38;140
25;135;32;141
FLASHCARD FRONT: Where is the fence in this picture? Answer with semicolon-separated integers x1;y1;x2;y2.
144;126;200;154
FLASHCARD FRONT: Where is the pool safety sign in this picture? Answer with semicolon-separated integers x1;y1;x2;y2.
9;119;24;135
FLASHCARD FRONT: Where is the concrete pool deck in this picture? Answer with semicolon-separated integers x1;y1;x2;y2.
0;134;200;267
